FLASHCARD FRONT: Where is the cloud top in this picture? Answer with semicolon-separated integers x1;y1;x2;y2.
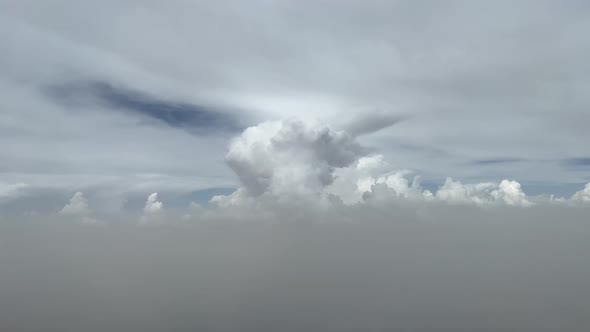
226;119;363;198
60;192;91;216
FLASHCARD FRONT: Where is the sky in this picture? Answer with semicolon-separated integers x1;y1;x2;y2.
2;1;590;330
1;0;590;218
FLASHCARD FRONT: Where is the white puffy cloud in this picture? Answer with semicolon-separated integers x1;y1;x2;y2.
353;169;434;204
210;188;254;209
570;183;590;202
139;192;165;224
326;154;391;204
359;175;532;207
330;155;531;207
491;180;533;207
59;191;99;223
434;178;532;207
212;119;542;210
60;192;91;216
144;192;163;214
225;118;363;200
435;178;497;205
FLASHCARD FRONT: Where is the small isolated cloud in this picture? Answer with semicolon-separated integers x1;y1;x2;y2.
140;192;164;224
60;192;91;215
144;192;164;214
59;192;99;223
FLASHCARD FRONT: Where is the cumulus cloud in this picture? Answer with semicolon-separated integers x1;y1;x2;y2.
358;175;532;207
569;183;590;202
144;192;163;214
327;154;433;204
224;119;363;200
491;180;533;207
59;191;99;223
60;192;91;215
213;119;540;210
139;192;165;224
435;178;496;205
434;178;532;207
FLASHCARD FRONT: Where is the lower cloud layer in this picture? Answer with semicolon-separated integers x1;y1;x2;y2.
2;209;590;331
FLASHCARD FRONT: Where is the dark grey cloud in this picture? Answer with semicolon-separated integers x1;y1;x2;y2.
45;81;247;134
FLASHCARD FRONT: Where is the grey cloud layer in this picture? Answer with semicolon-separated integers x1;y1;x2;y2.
3;207;590;331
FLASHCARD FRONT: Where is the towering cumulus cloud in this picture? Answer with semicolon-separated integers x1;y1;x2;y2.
222;119;363;201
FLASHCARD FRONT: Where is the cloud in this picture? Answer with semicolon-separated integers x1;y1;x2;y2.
358;175;532;207
225;119;364;200
471;158;523;165
2;0;590;199
213;119;539;209
143;192;163;214
342;112;405;137
139;192;165;224
563;158;590;167
435;178;496;205
60;192;91;215
4;204;590;331
491;180;533;206
571;183;590;202
0;182;28;202
59;191;99;223
44;81;247;135
434;178;532;206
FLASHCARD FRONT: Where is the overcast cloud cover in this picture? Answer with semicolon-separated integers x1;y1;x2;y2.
1;0;590;330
